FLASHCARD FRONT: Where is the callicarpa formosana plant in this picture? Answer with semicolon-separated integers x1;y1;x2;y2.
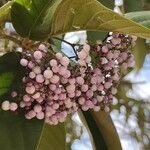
0;0;150;150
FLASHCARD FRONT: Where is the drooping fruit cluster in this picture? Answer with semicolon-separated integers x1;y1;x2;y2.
1;33;136;125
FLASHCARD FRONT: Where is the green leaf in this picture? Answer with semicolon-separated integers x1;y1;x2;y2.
91;111;122;150
36;123;66;150
80;111;122;150
0;52;24;97
98;0;114;9
133;38;148;70
124;0;143;13
80;111;107;150
0;72;15;96
11;0;61;40
0;52;22;72
0;1;14;26
87;0;114;43
125;11;150;28
51;0;150;39
0;111;66;150
87;31;108;43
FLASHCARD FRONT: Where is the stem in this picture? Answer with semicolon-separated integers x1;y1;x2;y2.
53;37;79;60
0;34;22;46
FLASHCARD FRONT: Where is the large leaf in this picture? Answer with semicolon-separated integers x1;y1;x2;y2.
87;0;114;43
0;52;23;96
0;72;15;96
51;0;150;39
133;38;149;70
91;111;122;150
0;1;13;26
80;111;122;150
125;11;150;28
0;111;66;150
79;111;107;150
11;0;61;40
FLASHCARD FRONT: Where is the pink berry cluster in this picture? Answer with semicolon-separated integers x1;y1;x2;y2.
0;33;135;125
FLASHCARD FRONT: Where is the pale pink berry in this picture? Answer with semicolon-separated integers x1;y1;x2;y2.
86;90;93;98
104;106;110;112
23;95;31;102
33;51;43;60
66;84;75;94
63;70;71;78
96;95;104;102
91;84;97;91
56;53;63;60
68;92;75;98
28;61;35;69
36;112;44;120
10;103;18;111
50;59;57;67
52;103;59;110
20;58;28;66
111;38;121;45
107;52;114;59
81;84;89;92
94;106;100;111
101;57;108;64
32;92;40;99
111;87;117;95
28;110;36;118
122;63;128;69
76;90;81;97
50;75;59;84
120;52;128;60
98;84;104;91
51;115;58;125
54;88;62;94
43;69;53;79
34;104;42;113
61;78;68;84
83;44;90;52
78;60;86;66
102;46;108;53
44;79;50;85
91;77;97;84
26;86;35;94
33;66;41;74
86;100;94;108
52;66;59;73
113;74;120;81
53;94;59;100
36;74;44;83
78;97;85;105
64;98;72;108
82;105;89;111
113;50;120;59
20;101;26;108
85;56;91;64
11;91;17;97
68;78;76;84
104;82;112;89
59;66;67;76
1;101;10;111
76;77;84;85
60;57;70;66
29;72;36;79
59;93;66;100
36;97;44;103
78;51;87;60
49;84;56;91
38;44;46;51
